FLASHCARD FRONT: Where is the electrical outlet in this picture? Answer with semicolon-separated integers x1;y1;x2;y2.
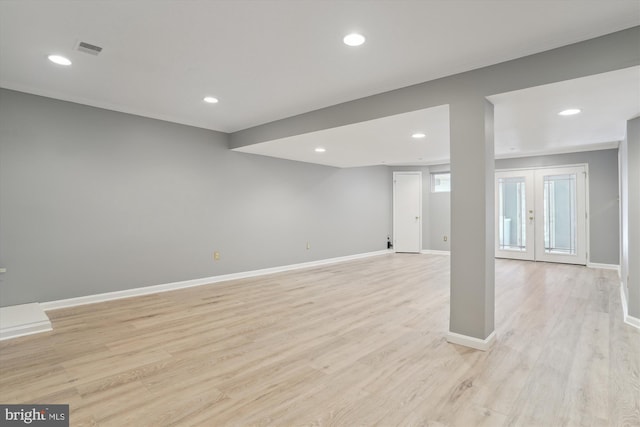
214;251;220;261
443;236;448;242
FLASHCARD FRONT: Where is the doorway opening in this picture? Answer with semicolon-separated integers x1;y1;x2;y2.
495;165;588;265
393;171;422;253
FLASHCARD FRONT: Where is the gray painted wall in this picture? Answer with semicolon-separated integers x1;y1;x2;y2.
0;89;391;306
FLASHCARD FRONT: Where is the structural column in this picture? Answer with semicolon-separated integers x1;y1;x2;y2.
624;117;640;323
447;96;496;350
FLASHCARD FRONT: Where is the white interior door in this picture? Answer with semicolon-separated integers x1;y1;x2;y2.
534;166;587;265
496;165;588;265
495;170;535;260
393;172;422;253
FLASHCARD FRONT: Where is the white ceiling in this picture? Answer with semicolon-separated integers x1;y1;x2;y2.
237;66;640;168
0;0;638;134
490;66;640;158
237;105;451;168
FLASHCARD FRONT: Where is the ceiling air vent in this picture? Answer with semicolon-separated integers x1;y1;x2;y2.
76;41;102;56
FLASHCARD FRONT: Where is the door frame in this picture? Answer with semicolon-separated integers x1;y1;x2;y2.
495;163;590;265
393;171;422;253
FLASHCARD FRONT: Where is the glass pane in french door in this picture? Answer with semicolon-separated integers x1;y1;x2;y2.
543;173;577;255
497;177;527;251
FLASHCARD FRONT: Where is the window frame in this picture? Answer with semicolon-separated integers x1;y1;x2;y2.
431;172;451;193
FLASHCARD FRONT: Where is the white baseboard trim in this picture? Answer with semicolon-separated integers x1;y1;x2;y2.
420;250;451;256
41;249;393;312
446;330;496;351
0;303;52;341
587;262;620;274
620;281;640;330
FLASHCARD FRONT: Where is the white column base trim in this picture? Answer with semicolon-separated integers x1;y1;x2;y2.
0;303;52;341
587;262;620;275
40;250;393;311
447;330;496;351
625;316;640;329
420;250;451;256
620;281;640;329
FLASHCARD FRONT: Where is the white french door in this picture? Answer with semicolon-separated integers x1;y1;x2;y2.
496;165;587;265
496;170;535;260
535;166;587;264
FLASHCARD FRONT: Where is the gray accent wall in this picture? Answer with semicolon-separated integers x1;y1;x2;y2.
0;89;391;306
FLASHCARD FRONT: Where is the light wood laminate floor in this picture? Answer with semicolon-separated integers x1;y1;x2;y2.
1;254;639;426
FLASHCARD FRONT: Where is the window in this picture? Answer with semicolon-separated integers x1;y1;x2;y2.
431;173;450;192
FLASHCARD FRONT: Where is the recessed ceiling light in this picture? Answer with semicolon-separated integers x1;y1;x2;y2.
203;96;219;104
558;108;581;116
315;147;326;153
343;33;366;47
411;132;426;139
48;54;72;66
